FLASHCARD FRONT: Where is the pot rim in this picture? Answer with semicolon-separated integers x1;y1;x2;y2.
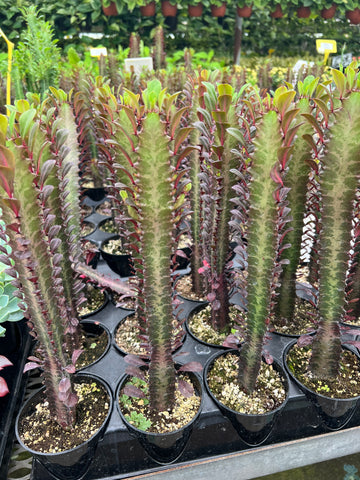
116;367;203;437
283;339;360;402
204;348;290;419
15;372;113;457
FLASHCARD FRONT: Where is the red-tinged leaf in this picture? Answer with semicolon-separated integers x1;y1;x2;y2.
124;354;147;367
50;238;61;252
301;114;324;141
263;351;273;365
207;292;216;302
297;335;313;347
270;165;283;186
342;328;360;336
27;356;40;363
343;340;360;349
0;355;13;369
0;255;11;266
0;145;15;197
23;361;40;373
0;166;13;197
125;365;145;381
72;349;83;365
173;127;193;155
212;300;221;311
313;98;329;126
123;384;145;399
175;249;188;259
122;106;138;134
1;198;21;217
178;361;203;373
170;106;189;138
275;90;296;119
59;377;71;393
40;159;56;187
178;379;194;398
64;392;78;408
222;334;240;348
282;108;300;135
0;377;9;397
65;365;76;373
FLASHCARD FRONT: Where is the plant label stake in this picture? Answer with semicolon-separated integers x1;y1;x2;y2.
316;39;337;65
0;28;13;116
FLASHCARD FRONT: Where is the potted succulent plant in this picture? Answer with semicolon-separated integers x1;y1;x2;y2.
0;91;133;478
91;80;203;462
284;64;360;429
182;80;244;346
204;84;299;444
271;76;322;336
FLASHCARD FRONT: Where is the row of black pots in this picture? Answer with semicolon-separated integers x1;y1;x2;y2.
18;290;360;480
81;196;193;276
19;193;360;479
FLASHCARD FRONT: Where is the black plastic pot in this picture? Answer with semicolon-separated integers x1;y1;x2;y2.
78;288;109;319
204;349;290;446
77;321;111;370
116;370;203;465
173;246;192;270
270;282;318;338
15;374;113;480
100;236;135;277
284;340;360;431
0;321;32;479
81;186;106;202
185;302;233;349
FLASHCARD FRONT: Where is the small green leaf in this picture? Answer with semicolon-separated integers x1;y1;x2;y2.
332;68;346;98
19;109;36;138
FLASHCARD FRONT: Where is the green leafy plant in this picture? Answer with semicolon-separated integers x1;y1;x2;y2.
273;75;321;325
191;81;242;332
0;92;132;429
13;6;61;99
304;64;360;379
93;79;201;415
235;85;300;392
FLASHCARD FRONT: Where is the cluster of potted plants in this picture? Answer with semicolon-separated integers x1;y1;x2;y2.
101;0;360;23
1;60;360;479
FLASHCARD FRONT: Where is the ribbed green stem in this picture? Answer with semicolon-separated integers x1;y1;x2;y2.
275;98;312;322
138;113;175;413
310;92;360;379
1;143;75;428
189;90;206;297
238;110;283;393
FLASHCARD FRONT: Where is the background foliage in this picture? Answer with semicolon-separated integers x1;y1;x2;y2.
0;0;359;59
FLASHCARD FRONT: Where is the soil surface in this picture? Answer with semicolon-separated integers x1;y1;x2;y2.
286;344;360;398
18;379;110;453
119;372;201;433
207;353;287;414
